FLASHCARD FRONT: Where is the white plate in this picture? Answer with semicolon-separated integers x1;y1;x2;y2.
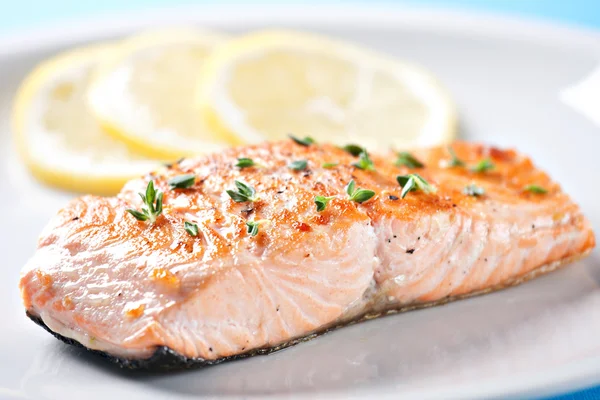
1;5;600;400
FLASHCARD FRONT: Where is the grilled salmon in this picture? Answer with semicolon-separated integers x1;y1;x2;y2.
19;140;595;369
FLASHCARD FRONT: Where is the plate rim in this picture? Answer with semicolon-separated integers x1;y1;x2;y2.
0;3;600;58
1;4;599;399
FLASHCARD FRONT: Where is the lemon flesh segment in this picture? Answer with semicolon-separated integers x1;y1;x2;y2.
12;44;158;196
198;31;457;153
88;28;235;160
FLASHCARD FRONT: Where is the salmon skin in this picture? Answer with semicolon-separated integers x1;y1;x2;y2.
19;140;595;370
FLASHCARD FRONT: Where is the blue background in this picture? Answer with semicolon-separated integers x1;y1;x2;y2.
1;0;600;33
1;1;599;399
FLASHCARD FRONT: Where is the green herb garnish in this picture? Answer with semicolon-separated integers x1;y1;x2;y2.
164;157;185;168
463;184;485;197
345;180;376;203
235;158;257;168
289;135;315;146
168;174;195;190
288;160;308;171
341;144;364;157
524;184;548;194
470;158;495;173
246;221;260;236
322;162;339;168
246;220;269;236
396;174;435;199
226;180;258;202
395;152;424;168
126;180;163;223
314;195;335;212
352;151;375;171
184;221;199;236
447;147;465;167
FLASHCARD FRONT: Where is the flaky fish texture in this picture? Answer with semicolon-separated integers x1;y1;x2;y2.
20;140;595;369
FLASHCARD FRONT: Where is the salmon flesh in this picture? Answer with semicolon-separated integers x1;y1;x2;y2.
19;140;595;369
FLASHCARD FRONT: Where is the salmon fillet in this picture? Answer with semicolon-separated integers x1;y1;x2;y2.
19;140;595;368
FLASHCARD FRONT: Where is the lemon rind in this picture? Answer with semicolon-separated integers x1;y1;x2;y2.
196;29;458;149
12;43;157;195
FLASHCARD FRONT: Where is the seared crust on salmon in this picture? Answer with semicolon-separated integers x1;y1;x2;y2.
19;140;595;368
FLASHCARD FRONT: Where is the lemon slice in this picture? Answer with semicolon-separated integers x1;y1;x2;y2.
12;44;158;196
197;30;457;152
87;28;233;159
